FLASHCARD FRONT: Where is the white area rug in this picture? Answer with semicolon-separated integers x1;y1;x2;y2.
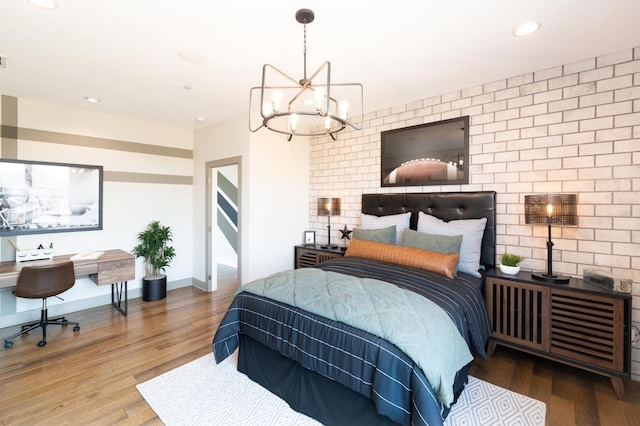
137;352;546;425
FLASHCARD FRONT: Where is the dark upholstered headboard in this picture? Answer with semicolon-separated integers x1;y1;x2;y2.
361;192;497;268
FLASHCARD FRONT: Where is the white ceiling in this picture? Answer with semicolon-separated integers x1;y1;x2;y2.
1;0;639;130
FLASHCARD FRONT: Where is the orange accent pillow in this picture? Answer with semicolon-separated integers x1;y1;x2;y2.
345;239;459;279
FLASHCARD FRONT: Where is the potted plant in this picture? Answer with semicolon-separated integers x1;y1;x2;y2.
499;253;525;275
132;220;176;301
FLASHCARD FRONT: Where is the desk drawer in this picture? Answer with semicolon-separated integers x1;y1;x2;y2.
93;258;135;285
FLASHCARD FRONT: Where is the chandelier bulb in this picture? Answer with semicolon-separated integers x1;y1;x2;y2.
314;88;325;112
339;100;349;120
289;114;299;133
272;90;283;113
262;102;273;117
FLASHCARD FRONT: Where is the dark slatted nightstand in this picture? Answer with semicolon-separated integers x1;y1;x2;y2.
294;244;346;269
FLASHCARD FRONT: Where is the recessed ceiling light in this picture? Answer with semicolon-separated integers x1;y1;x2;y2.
83;96;101;103
178;49;206;64
195;116;206;123
513;22;541;37
28;0;57;9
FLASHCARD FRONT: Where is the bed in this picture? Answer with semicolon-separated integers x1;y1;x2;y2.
213;191;496;426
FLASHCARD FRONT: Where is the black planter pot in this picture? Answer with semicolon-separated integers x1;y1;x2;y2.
142;275;167;301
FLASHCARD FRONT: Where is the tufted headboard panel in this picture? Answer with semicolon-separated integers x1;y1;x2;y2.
361;191;497;268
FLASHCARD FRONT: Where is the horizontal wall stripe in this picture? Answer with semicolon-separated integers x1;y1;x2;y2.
105;171;192;185
0;125;193;159
1;97;18;159
1;97;18;126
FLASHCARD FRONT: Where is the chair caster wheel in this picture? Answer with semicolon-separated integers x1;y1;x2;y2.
73;325;80;332
4;340;13;349
37;340;47;347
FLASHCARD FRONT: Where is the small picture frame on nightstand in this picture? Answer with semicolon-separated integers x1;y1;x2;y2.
304;230;315;246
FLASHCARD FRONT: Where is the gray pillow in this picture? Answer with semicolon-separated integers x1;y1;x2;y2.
352;225;396;245
417;212;487;277
401;229;463;274
359;212;411;244
402;229;463;254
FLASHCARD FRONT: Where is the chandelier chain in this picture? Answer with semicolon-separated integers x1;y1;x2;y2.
302;23;308;83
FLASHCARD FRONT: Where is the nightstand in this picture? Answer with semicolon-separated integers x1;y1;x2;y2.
484;268;632;399
294;244;346;269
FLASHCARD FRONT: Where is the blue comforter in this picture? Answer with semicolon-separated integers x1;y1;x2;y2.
212;257;491;426
235;267;472;406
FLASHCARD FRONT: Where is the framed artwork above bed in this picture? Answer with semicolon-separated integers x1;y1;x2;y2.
381;116;470;187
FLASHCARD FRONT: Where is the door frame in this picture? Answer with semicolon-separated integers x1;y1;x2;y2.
205;156;241;291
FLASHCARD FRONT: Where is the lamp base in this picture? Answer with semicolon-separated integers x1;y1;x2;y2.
531;272;570;284
321;244;337;250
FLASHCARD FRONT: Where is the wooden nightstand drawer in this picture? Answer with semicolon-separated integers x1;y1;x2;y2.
549;289;625;372
295;245;345;269
485;277;549;352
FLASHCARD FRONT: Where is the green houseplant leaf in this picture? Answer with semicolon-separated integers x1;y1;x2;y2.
132;220;176;278
499;253;525;267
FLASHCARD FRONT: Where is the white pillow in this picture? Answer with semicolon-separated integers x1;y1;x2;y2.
417;212;487;277
360;212;411;245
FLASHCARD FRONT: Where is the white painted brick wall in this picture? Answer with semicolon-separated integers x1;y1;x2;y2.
308;46;640;381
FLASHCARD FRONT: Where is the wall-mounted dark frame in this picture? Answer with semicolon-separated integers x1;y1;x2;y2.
0;158;103;237
381;116;470;187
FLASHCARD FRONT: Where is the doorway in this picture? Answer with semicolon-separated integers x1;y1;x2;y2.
206;157;241;291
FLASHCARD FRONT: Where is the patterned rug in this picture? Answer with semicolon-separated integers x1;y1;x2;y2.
137;351;546;425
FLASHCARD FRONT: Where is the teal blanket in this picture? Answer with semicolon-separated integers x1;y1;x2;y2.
239;268;473;406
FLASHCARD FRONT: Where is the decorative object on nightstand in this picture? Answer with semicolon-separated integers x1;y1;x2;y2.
339;224;352;247
524;193;577;283
583;269;632;293
303;230;315;246
317;197;341;250
498;253;524;275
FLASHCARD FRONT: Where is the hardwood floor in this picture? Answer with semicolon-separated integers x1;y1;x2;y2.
1;280;639;425
0;281;238;426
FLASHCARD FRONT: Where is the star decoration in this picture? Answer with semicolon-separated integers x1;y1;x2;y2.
340;225;352;240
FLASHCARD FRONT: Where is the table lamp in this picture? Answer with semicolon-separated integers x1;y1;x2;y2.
524;193;577;283
317;197;341;250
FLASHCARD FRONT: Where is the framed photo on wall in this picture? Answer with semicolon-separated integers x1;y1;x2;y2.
0;158;103;237
303;230;315;246
381;116;470;187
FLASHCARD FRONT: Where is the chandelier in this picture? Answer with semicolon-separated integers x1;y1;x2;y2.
249;9;363;141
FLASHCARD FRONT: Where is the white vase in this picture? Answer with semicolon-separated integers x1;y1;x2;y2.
499;264;520;275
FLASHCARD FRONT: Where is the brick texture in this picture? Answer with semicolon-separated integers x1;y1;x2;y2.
308;46;640;381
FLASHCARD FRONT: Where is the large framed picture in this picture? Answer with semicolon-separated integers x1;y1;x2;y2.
0;158;103;237
381;116;470;187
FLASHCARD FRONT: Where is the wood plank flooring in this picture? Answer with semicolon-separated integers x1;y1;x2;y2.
1;278;639;425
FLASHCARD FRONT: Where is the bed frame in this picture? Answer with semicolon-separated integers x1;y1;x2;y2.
238;191;497;425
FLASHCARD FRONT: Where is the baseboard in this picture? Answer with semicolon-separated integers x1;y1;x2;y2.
0;278;197;330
